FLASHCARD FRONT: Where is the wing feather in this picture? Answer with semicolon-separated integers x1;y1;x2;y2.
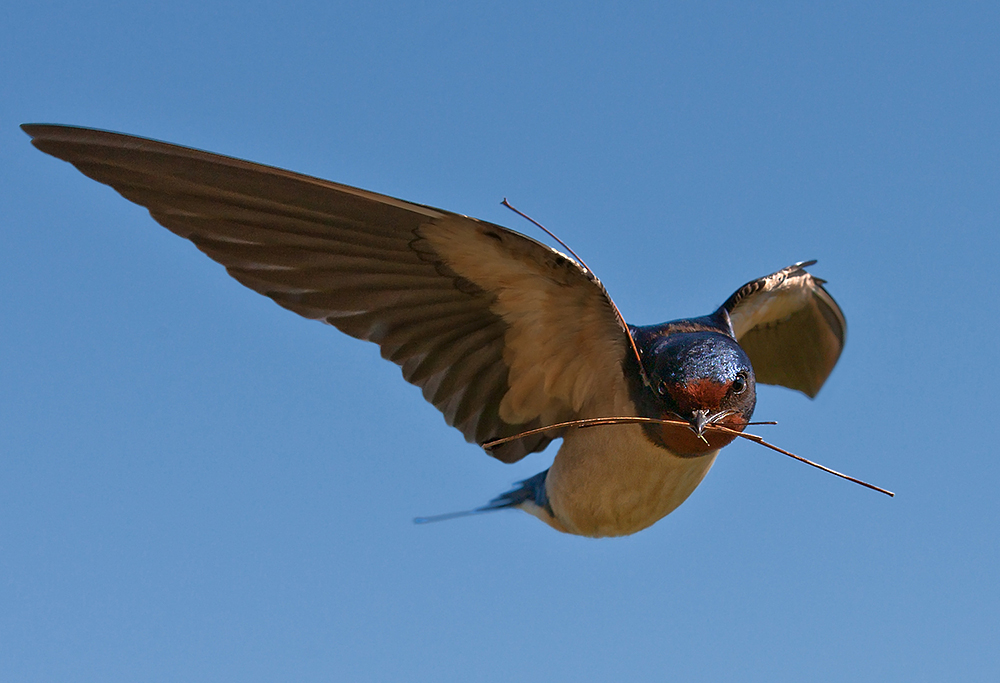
24;124;630;462
723;261;846;397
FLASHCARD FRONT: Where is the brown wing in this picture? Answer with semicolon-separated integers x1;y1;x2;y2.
722;261;846;398
23;124;630;463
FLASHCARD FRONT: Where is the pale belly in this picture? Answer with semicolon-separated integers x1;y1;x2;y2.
535;424;718;537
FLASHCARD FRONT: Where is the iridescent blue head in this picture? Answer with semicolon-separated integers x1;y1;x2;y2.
629;312;756;456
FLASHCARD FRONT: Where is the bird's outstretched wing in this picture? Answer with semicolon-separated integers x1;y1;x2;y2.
721;261;846;398
23;124;631;463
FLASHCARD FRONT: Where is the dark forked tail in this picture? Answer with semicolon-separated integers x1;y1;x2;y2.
414;470;551;525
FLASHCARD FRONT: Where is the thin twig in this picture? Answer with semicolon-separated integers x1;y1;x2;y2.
482;416;893;497
706;424;894;497
501;198;590;272
500;198;654;389
481;416;690;449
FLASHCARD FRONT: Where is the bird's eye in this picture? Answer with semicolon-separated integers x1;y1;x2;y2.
732;375;747;395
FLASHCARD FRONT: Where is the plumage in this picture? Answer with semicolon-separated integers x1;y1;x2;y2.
724;261;846;397
23;123;847;537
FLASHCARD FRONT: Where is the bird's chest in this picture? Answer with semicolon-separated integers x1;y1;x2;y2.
544;424;718;537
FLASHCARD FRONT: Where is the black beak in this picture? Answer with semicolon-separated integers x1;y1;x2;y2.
690;409;710;436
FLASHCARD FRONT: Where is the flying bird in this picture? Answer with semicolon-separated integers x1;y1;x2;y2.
23;124;847;537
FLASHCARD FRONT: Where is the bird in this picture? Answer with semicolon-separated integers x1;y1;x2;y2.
23;123;846;537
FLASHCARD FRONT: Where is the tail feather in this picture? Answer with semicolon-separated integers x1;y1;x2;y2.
414;470;550;525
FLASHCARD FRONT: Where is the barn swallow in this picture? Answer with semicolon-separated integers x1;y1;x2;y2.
23;124;846;537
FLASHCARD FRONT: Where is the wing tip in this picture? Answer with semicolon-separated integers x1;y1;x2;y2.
20;122;46;135
21;123;113;158
21;122;85;141
21;122;53;147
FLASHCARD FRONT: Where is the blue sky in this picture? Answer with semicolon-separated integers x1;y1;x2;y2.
3;2;998;681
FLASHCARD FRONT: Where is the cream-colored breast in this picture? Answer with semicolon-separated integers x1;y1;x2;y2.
540;424;718;537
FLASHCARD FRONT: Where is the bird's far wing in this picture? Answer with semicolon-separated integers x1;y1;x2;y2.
721;261;846;398
24;124;631;463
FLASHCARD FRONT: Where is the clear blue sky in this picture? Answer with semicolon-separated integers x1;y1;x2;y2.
3;2;998;681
